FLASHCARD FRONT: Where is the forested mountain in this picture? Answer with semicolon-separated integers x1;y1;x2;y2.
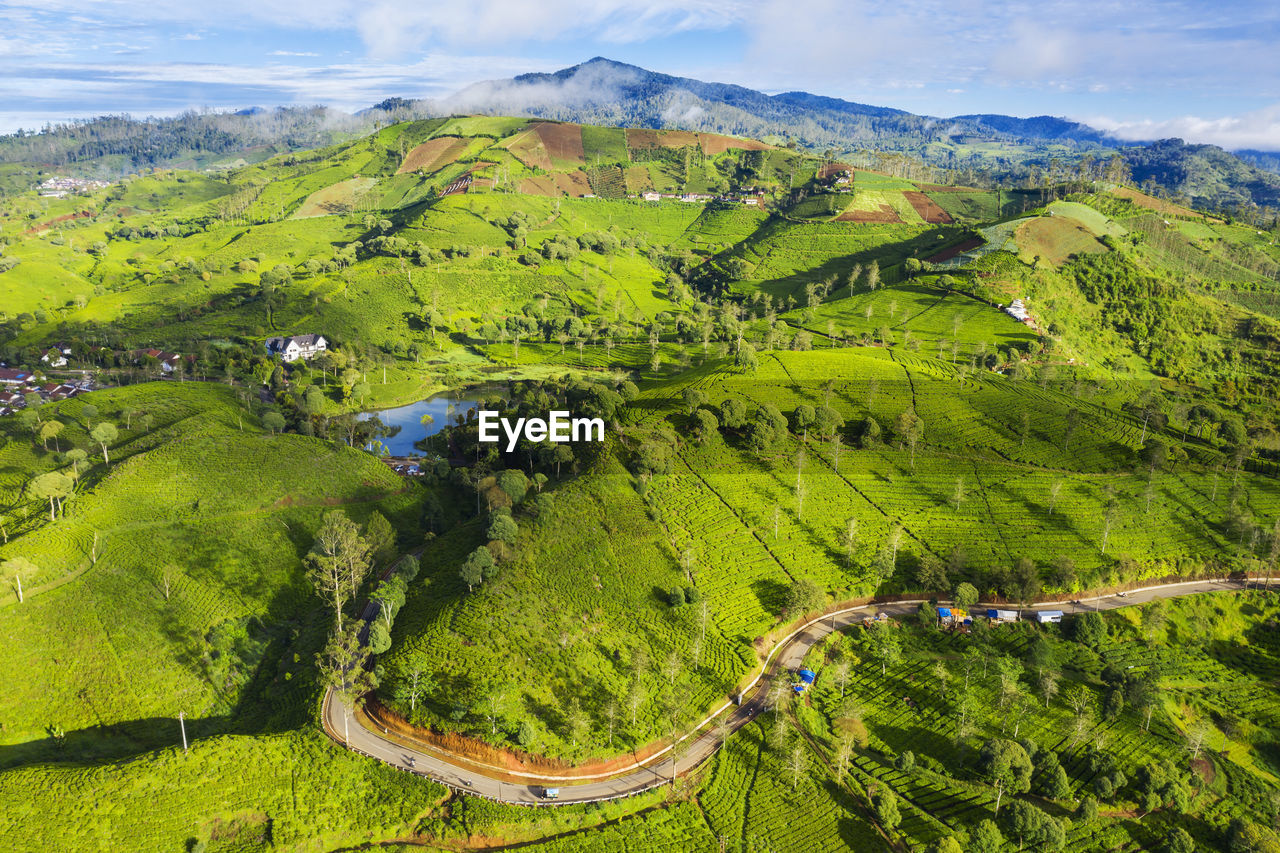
0;107;390;176
438;57;1111;151
2;57;1277;215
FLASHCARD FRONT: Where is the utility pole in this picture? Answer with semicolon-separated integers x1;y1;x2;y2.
179;711;188;753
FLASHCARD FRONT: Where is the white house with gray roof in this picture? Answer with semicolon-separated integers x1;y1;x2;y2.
265;334;328;362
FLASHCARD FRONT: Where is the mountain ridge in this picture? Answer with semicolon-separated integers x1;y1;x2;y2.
0;57;1276;214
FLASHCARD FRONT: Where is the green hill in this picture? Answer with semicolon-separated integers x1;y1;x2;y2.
2;116;1280;851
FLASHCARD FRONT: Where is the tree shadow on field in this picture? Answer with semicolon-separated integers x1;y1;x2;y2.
995;482;1095;550
0;713;235;771
649;585;675;606
872;722;961;774
752;578;788;618
0;532;336;772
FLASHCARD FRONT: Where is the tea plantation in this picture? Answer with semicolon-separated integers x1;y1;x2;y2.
1;115;1280;849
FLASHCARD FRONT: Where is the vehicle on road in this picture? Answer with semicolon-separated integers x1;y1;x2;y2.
542;787;560;799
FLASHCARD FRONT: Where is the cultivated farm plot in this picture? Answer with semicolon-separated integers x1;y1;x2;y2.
501;123;586;171
699;721;890;852
1111;186;1216;221
838;190;920;224
292;176;379;218
396;136;471;175
902;191;953;223
1015;216;1108;265
518;172;593;198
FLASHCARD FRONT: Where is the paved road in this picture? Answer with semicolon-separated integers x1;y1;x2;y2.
322;577;1256;805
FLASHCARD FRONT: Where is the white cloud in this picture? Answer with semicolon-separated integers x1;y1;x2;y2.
1086;103;1280;151
269;50;320;56
352;0;742;56
0;54;555;131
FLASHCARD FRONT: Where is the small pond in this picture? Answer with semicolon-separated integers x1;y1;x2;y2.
359;393;482;456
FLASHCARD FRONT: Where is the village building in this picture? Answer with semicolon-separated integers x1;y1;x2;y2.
1004;298;1030;322
134;348;187;374
41;349;68;368
0;368;33;385
266;334;328;362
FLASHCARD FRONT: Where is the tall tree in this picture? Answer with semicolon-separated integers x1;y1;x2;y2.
316;621;377;742
306;511;371;631
28;471;74;520
90;422;118;464
1;556;37;603
979;737;1032;815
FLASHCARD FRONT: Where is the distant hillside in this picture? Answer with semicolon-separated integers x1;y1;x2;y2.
436;59;1279;215
1122;138;1280;209
1;57;1277;216
437;57;1108;150
0;106;387;178
1237;149;1280;175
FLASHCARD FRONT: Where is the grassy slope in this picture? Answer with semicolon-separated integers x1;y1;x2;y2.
0;382;426;759
4;119;1280;849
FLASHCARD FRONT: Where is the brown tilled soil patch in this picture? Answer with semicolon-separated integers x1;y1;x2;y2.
517;171;592;197
699;133;773;155
625;128;661;150
925;236;983;263
658;130;699;148
818;163;853;180
1191;756;1215;785
625;128;702;150
533;122;585;167
397;136;468;175
903;190;953;223
440;174;472;197
25;210;91;235
836;204;903;224
503;127;553;171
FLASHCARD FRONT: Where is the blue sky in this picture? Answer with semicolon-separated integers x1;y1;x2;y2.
2;0;1278;149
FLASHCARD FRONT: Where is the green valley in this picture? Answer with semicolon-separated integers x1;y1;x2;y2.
2;109;1280;853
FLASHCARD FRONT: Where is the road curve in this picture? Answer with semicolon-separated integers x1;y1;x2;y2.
322;577;1256;805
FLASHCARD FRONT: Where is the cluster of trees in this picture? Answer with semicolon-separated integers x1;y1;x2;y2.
844;607;1227;852
0;107;368;171
367;554;421;654
305;509;395;632
459;475;530;593
14;404;120;532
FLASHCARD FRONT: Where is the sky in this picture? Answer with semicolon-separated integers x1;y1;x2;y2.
1;0;1278;150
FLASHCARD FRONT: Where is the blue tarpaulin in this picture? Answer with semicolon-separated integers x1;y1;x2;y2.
799;669;816;683
937;607;952;618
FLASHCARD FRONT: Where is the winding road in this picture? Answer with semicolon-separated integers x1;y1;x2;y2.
322;577;1256;806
